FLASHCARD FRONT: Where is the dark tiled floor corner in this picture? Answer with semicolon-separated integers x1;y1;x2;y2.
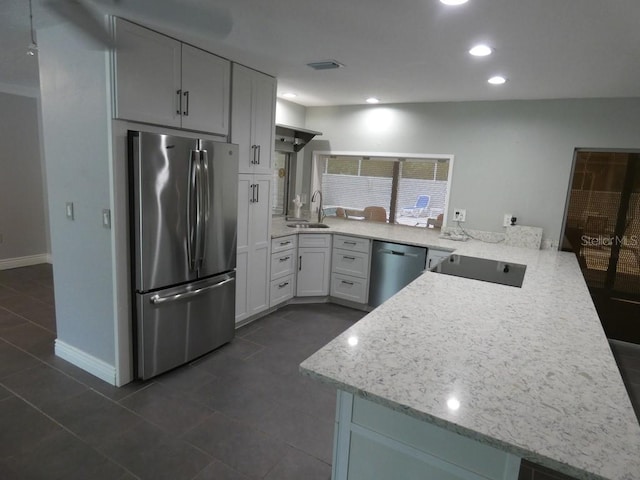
0;264;364;479
1;264;639;479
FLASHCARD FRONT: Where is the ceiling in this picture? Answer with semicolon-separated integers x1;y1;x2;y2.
2;0;640;106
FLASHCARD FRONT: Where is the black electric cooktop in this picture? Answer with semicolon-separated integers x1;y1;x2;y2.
432;254;526;288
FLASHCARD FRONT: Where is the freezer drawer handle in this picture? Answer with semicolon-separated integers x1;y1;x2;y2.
379;249;418;258
150;277;234;305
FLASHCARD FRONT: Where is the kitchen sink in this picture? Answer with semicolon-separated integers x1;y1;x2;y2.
287;223;330;228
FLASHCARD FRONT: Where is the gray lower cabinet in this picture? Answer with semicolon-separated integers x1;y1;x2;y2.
427;247;452;270
333;391;521;480
331;235;371;304
297;234;332;296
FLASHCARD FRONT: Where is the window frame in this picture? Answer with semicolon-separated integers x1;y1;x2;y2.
311;150;455;226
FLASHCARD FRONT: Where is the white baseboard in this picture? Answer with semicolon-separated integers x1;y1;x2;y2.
55;340;117;386
0;253;52;270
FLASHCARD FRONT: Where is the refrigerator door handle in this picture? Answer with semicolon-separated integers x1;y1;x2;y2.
199;150;210;267
194;152;204;271
187;150;199;270
149;276;234;305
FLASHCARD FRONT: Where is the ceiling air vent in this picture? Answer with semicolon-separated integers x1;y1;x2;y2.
307;60;344;70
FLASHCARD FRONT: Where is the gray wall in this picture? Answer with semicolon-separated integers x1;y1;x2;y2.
0;90;49;263
39;23;116;366
275;98;306;127
304;98;640;246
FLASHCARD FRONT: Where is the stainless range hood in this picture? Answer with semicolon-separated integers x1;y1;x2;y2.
275;124;322;152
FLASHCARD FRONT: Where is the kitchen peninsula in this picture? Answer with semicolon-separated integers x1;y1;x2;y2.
284;218;640;480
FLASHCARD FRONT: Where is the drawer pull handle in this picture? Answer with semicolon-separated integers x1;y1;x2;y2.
279;241;291;246
341;280;354;286
279;256;290;262
343;256;356;260
344;241;357;245
278;281;289;288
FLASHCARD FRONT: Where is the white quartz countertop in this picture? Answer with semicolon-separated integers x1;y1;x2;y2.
285;217;640;480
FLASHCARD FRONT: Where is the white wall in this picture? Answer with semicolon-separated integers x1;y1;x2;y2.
38;23;116;370
275;98;306;127
0;90;50;266
304;98;640;246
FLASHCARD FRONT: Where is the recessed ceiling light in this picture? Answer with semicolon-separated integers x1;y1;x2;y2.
440;0;469;5
488;76;507;85
469;44;492;57
366;97;380;104
282;92;297;99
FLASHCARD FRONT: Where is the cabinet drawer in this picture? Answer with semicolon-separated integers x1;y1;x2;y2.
331;273;368;304
333;234;370;253
270;274;294;307
271;235;297;254
271;251;296;279
332;249;369;278
299;233;331;248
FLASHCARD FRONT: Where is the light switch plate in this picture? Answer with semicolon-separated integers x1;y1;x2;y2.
65;202;74;220
102;209;111;229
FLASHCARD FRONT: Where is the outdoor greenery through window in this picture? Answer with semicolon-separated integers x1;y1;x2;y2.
316;153;452;228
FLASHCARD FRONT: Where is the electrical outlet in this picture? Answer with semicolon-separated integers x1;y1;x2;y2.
66;202;74;220
503;214;512;227
453;209;466;222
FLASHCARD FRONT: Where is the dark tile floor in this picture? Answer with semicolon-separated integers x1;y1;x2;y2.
0;264;365;479
1;264;639;480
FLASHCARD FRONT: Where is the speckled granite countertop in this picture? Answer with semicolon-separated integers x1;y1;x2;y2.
285;217;640;480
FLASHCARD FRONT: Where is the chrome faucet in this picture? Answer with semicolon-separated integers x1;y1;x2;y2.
311;190;324;223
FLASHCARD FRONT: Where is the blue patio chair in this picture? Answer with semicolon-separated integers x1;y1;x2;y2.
402;195;430;217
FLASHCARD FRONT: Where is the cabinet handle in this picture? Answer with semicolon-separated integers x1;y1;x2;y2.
279;241;291;246
279;256;290;262
428;258;432;269
344;241;357;245
278;281;289;288
343;255;356;261
249;184;255;203
251;145;258;164
341;280;354;286
183;91;190;116
256;145;261;164
176;89;182;115
299;256;302;271
255;183;260;203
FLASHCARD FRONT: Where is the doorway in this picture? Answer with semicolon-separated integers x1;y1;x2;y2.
562;150;640;343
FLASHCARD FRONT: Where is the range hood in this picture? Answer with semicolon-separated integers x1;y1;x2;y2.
275;124;322;152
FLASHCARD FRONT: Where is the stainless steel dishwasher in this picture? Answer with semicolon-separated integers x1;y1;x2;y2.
368;240;427;307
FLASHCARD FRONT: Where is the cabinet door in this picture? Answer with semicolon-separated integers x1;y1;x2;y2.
231;64;253;174
247;177;272;315
297;247;331;296
181;44;230;135
235;175;252;323
250;71;276;174
113;18;181;127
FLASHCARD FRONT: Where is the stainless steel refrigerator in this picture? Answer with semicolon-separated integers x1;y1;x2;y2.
128;130;238;380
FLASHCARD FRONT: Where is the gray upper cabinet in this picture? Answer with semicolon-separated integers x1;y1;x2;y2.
231;64;276;174
112;18;230;136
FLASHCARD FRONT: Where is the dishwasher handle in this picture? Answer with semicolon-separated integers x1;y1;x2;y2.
378;248;419;258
